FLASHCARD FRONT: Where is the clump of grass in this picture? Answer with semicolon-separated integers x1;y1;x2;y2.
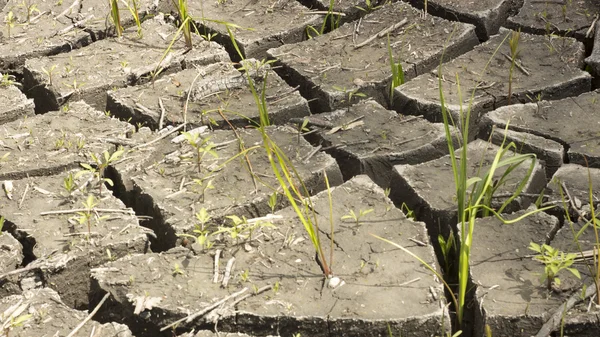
306;0;341;39
172;0;194;49
377;29;552;331
226;28;335;277
109;0;123;37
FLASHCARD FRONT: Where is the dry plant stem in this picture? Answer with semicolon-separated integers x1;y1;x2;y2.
54;0;80;20
184;70;203;130
0;264;41;280
18;183;29;210
65;293;109;337
132;123;186;149
135;103;159;120
40;208;135;216
534;284;597;337
303;145;322;163
213;249;222;283
324;169;334;271
160;287;248;331
56;14;94;36
502;52;530;76
217;108;259;193
230;285;272;307
158;98;166;130
222;257;236;288
302;10;346;16
354;18;408;49
586;15;599;38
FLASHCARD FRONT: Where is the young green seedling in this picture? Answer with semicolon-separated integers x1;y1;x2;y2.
213;215;274;243
400;202;415;219
19;0;39;23
355;0;384;13
528;242;581;291
4;11;16;39
178;208;214;250
63;172;77;196
0;73;17;87
182;132;218;175
76;194;107;238
438;232;456;273
78;148;125;195
239;269;250;283
1;309;32;337
172;263;185;276
341;208;373;226
296;118;310;144
332;86;367;112
268;191;278;213
214;215;248;243
191;178;214;203
0;216;5;233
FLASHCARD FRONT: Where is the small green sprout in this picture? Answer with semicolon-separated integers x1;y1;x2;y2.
0;73;17;87
341;208;374;226
63;172;77;195
76;194;107;238
192;178;214;203
78;148;124;195
268;192;278;213
239;269;250;283
172;263;184;276
178;208;213;250
4;11;16;38
42;64;57;86
183;132;218;175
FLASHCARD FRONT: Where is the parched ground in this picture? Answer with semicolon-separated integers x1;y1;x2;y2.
1;1;600;337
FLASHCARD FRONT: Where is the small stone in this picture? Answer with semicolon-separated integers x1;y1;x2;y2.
328;276;342;289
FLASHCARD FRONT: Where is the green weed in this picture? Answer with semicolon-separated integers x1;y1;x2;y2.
78;148;124;195
76;194;108;238
0;73;17;87
182;132;218;175
178;208;214;250
341;208;373;226
528;242;580;291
